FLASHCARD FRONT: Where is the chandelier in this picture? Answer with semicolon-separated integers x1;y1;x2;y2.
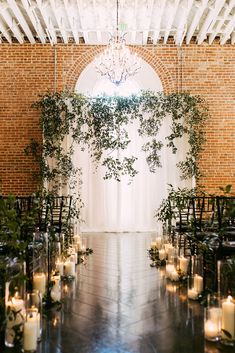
95;0;141;86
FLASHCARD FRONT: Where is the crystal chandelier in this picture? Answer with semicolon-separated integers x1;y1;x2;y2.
95;0;141;86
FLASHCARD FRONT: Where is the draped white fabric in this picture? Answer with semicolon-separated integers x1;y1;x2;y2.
74;59;191;232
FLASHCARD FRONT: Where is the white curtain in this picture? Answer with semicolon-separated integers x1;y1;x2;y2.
74;116;191;232
73;59;191;232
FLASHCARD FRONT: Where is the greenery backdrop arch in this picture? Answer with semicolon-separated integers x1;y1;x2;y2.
26;90;209;220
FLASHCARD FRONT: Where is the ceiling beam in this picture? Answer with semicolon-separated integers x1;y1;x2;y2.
163;0;180;44
231;32;235;44
175;0;193;45
186;0;208;44
197;0;225;44
152;0;166;44
130;0;138;43
63;0;79;44
220;12;235;45
7;0;35;43
0;17;12;43
0;6;24;43
142;0;154;44
21;0;46;43
36;0;57;44
49;0;68;43
209;0;235;44
76;0;89;43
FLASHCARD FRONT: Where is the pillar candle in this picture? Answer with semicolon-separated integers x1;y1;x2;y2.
165;264;175;279
55;261;64;276
222;296;235;340
187;288;199;300
155;238;162;249
194;274;203;293
33;273;46;296
23;313;38;352
159;249;166;260
204;320;218;340
179;257;189;274
64;261;76;276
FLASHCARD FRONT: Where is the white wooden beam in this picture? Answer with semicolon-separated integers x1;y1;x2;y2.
220;12;235;45
0;6;24;43
231;32;235;45
197;0;225;44
21;0;46;43
186;0;208;44
175;0;193;46
130;0;138;43
152;0;166;44
0;17;12;43
92;0;101;43
163;0;180;45
7;0;35;43
36;0;57;44
49;0;68;44
142;0;154;44
209;0;235;44
76;0;89;43
64;0;79;44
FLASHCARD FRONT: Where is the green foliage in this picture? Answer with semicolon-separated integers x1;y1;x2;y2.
155;184;196;226
25;90;208;221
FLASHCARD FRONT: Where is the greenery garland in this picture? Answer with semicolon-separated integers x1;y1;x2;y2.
25;90;209;219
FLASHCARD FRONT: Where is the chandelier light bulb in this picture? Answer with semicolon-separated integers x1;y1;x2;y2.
95;1;141;86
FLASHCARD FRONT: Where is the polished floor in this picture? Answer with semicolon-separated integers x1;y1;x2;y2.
3;233;234;353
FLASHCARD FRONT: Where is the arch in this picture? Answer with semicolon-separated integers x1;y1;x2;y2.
65;46;174;93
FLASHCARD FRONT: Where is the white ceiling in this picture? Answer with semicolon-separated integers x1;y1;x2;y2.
0;0;234;45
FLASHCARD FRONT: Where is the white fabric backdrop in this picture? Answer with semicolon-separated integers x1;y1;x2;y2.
73;59;191;232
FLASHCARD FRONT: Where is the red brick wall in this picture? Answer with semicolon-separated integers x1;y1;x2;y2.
0;42;234;195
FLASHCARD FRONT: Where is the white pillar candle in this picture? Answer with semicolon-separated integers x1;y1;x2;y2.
64;261;76;276
159;249;166;260
194;274;203;293
168;246;176;259
155;238;162;249
70;253;78;264
204;320;218;340
164;243;171;254
74;235;81;243
55;261;64;276
165;264;175;279
5;297;25;345
75;241;81;251
23;313;38;352
188;288;199;300
170;270;179;282
179;257;189;274
222;296;235;340
33;273;46;296
51;275;61;302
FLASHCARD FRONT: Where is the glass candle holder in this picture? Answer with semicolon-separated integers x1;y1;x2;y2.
204;295;222;342
25;291;42;342
177;256;189;277
221;295;235;346
23;307;38;352
50;274;61;302
187;274;203;300
32;272;46;297
5;259;25;347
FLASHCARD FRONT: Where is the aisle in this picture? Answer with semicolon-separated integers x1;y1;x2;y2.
38;233;224;353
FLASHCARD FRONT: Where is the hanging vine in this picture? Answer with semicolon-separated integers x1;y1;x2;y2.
25;90;209;219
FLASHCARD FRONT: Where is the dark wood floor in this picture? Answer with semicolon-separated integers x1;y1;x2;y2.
3;232;234;353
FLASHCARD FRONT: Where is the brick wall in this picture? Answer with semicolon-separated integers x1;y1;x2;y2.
0;42;234;195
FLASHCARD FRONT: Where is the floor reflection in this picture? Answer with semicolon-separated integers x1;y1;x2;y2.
1;233;234;353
